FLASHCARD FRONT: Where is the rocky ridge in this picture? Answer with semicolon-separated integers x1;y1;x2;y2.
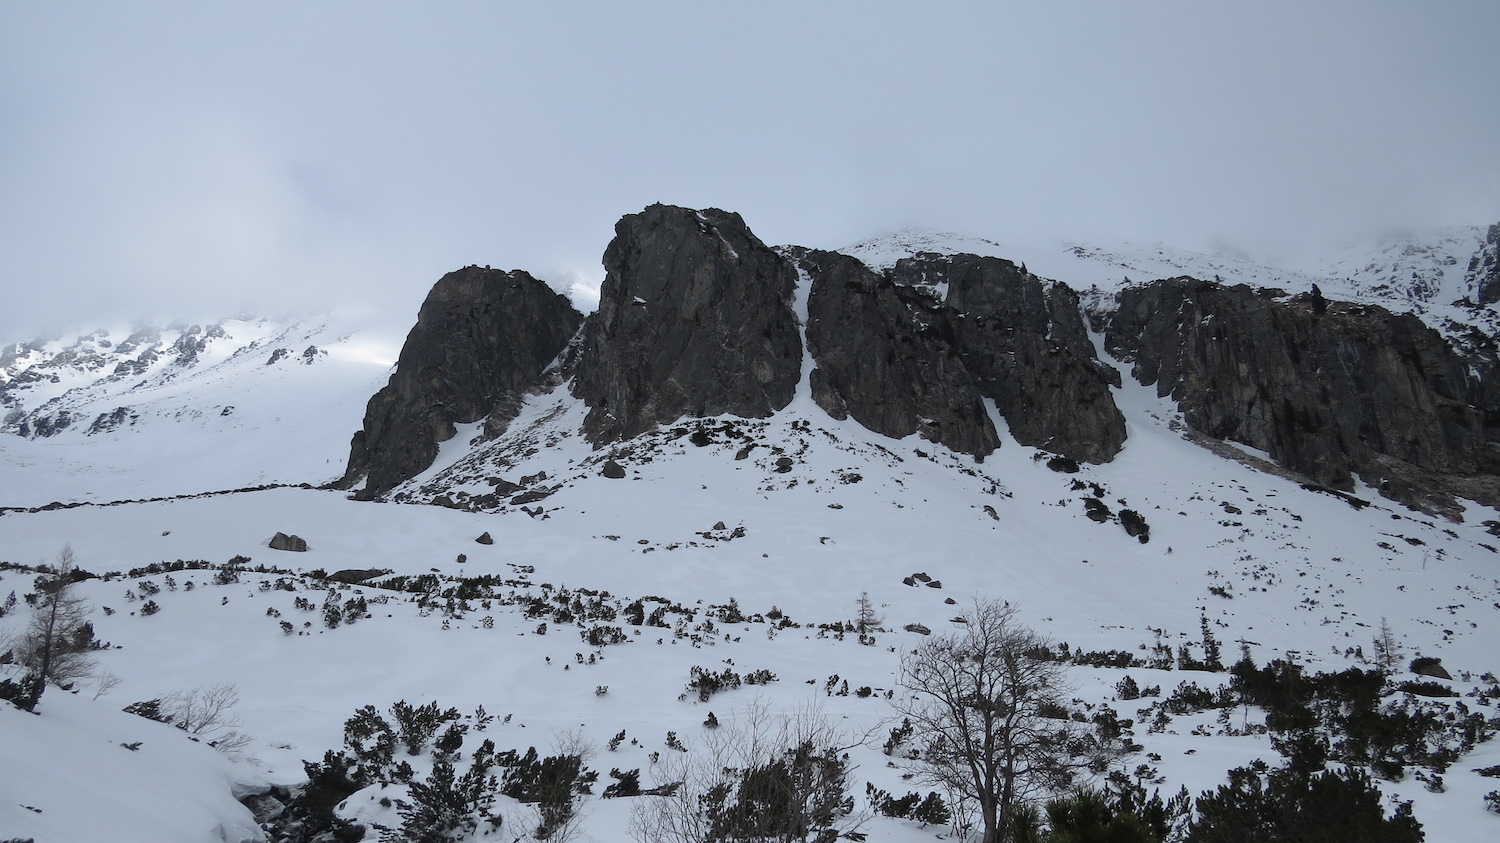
330;204;1500;516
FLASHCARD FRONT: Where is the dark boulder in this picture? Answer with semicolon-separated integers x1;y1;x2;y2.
269;532;308;552
571;205;803;444
1106;277;1500;513
475;532;494;545
601;459;626;479
340;267;583;496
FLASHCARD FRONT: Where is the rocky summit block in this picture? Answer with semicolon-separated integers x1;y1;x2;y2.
570;205;803;445
341;267;583;496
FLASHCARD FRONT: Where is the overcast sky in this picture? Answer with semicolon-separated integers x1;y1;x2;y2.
3;1;1497;340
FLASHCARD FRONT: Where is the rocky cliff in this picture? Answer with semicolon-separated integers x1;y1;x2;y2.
340;266;583;496
1105;277;1500;514
893;253;1126;463
796;248;1000;456
793;249;1125;463
570;205;803;444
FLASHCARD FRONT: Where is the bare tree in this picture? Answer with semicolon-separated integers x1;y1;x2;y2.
160;682;253;753
91;668;123;701
894;599;1107;843
12;546;96;711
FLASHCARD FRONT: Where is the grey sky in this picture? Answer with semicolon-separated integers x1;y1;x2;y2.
3;1;1497;340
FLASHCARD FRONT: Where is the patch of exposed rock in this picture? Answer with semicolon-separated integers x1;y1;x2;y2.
341;267;583;496
570;205;802;444
1105;277;1500;514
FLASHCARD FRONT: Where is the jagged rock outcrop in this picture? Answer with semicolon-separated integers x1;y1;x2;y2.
892;253;1126;463
1106;277;1500;513
1470;223;1500;306
341;266;583;496
796;249;1000;456
571;205;802;444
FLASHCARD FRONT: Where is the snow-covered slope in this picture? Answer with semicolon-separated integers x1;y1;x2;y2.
4;228;1500;841
4;365;1499;840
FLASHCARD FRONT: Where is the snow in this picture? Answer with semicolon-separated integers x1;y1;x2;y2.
0;687;263;843
4;230;1500;841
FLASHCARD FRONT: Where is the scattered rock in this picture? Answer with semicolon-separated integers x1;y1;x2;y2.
475;532;494;545
269;532;307;552
487;477;521;495
511;488;555;505
904;623;932;635
1083;498;1112;523
1119;509;1151;543
1047;455;1081;473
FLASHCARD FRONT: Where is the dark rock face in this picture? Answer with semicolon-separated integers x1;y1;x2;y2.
571;205;802;444
892;254;1126;463
342;267;583;495
797;249;1000;457
1106;277;1500;512
1470;223;1500;305
792;249;1124;462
